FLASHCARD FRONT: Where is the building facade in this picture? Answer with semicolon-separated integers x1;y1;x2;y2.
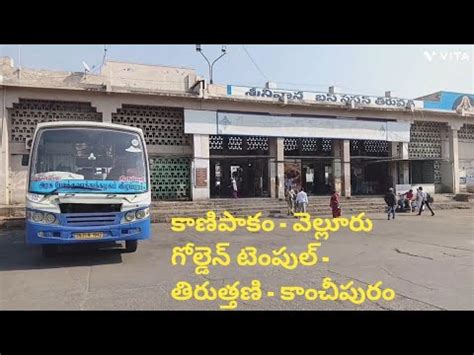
1;57;473;205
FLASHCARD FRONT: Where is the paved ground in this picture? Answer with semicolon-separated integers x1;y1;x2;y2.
0;209;473;310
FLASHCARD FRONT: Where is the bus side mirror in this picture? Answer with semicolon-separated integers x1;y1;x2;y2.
22;154;29;166
25;138;33;150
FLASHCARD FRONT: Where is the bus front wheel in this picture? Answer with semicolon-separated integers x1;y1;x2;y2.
42;245;59;258
125;240;138;253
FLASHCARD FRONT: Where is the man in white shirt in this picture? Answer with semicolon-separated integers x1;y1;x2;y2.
416;187;424;213
295;188;308;213
417;186;435;216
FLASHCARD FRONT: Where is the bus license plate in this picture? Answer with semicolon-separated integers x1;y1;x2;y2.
74;232;104;240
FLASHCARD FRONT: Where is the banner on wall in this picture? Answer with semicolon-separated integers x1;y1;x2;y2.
184;110;411;142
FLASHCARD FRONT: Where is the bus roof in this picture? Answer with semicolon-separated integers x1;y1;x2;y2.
35;121;143;134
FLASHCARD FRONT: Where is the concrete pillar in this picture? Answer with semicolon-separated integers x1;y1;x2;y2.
399;142;410;184
440;125;450;160
332;140;342;194
342;139;351;197
449;126;460;194
400;161;410;184
440;124;462;193
400;142;409;160
388;141;410;187
91;101;120;123
439;125;451;192
269;137;284;199
388;142;398;187
0;87;10;204
191;134;210;200
388;163;397;187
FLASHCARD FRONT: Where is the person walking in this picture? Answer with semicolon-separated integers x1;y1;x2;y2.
231;175;238;199
417;186;435;216
296;187;308;213
384;187;397;220
405;189;415;212
329;190;341;218
416;187;424;213
285;187;296;216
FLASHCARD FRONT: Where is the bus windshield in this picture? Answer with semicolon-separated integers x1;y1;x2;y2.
29;127;148;195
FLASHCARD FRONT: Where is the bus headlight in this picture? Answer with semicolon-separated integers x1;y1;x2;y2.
32;212;44;223
28;211;57;224
125;211;136;222
44;213;56;224
135;208;149;220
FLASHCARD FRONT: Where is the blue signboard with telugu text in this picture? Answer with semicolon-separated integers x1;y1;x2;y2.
30;179;147;194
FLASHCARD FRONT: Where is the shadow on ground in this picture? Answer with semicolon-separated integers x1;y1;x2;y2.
0;230;125;271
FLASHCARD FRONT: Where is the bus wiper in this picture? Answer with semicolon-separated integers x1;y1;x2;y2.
43;186;103;197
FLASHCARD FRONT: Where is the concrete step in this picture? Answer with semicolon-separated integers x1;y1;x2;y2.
1;193;471;225
150;202;472;222
0;201;404;217
1;201;471;228
2;193;463;215
151;202;391;212
151;200;469;212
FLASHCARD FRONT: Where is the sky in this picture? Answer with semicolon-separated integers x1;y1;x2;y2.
1;45;472;98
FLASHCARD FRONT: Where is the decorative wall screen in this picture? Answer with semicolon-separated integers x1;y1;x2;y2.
246;136;269;151
112;105;191;201
350;140;389;157
228;136;243;151
284;138;299;152
409;122;443;159
210;135;269;155
209;135;224;150
149;157;191;200
112;105;190;146
9;99;102;143
459;124;474;141
284;138;333;155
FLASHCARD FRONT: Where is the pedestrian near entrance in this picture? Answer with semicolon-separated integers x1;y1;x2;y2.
296;188;308;213
417;186;435;216
285;187;296;215
231;175;238;199
330;190;341;217
384;187;397;220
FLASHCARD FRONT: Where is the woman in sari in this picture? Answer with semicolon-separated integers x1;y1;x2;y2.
329;190;341;218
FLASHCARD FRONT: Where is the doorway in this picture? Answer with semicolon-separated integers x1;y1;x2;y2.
302;160;333;195
210;158;269;198
351;159;390;194
284;159;333;195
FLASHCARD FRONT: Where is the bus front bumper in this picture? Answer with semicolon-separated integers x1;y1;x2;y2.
26;218;151;245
